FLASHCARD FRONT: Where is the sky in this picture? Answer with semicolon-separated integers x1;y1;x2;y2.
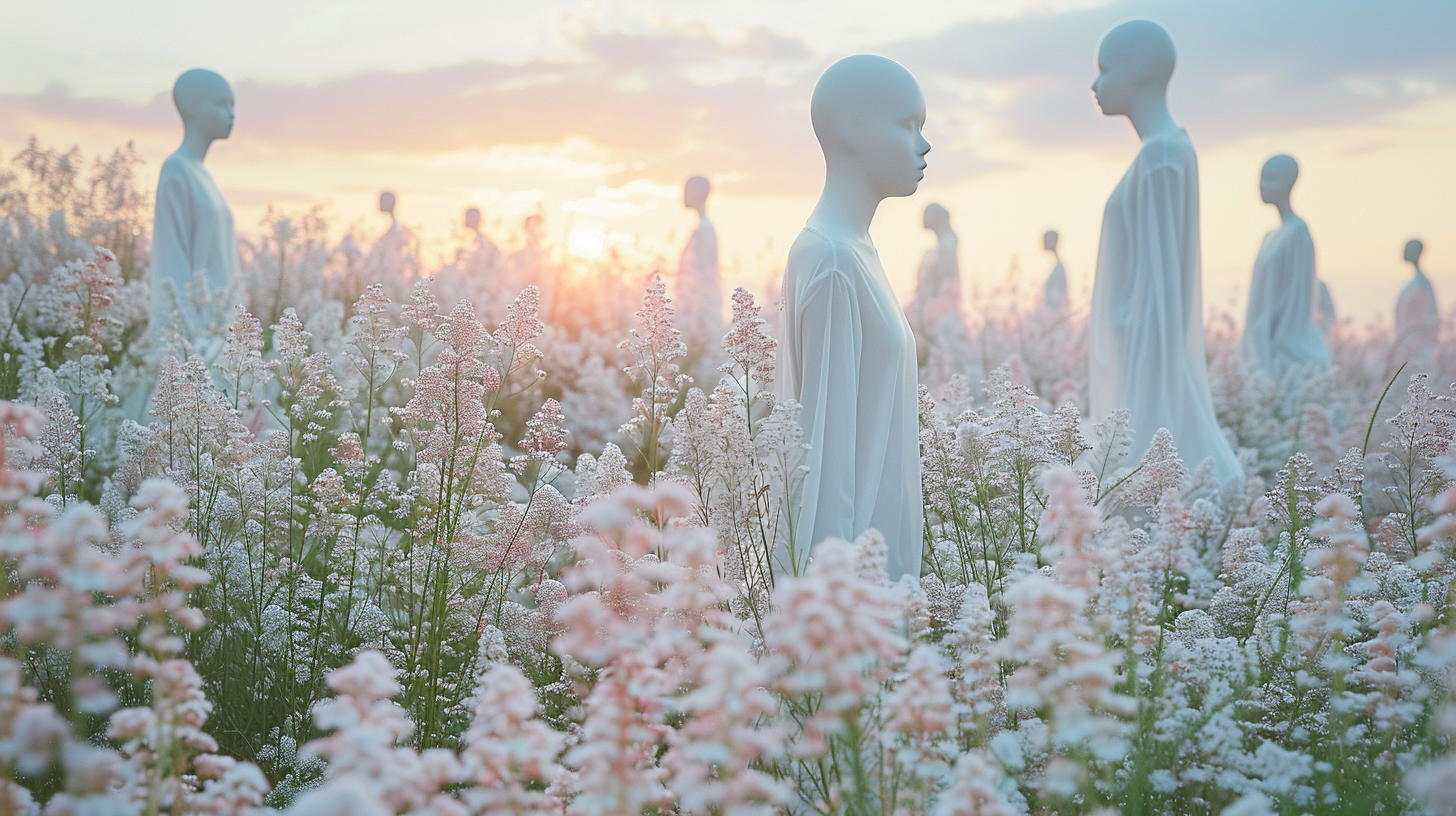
0;0;1452;323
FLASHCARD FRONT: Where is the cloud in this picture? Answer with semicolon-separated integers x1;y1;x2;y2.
891;0;1456;151
2;2;1452;196
0;24;831;196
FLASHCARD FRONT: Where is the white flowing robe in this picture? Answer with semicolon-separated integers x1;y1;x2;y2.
1043;257;1068;312
677;218;723;349
1317;280;1336;335
1396;271;1439;350
149;154;238;336
1241;219;1330;377
783;227;923;580
1089;129;1241;482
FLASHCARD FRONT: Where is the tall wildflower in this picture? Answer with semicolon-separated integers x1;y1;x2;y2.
761;535;907;811
618;275;687;477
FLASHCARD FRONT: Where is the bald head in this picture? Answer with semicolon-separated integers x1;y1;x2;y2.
1405;239;1424;266
684;175;710;212
810;55;929;200
173;69;234;138
1091;19;1181;128
1260;154;1299;205
812;55;923;150
1097;20;1176;87
923;203;949;232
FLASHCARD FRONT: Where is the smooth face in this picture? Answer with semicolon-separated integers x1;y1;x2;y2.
1043;230;1059;252
199;88;235;140
1091;52;1132;117
465;207;481;229
1259;169;1290;205
923;203;948;231
1090;21;1174;118
1259;155;1298;205
855;85;930;198
177;72;235;140
379;192;396;214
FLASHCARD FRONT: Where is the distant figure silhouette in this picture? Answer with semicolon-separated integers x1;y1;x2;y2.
364;191;418;288
1395;238;1439;360
911;203;963;333
503;214;555;321
1317;279;1336;336
1042;229;1068;312
464;206;501;271
1240;155;1330;378
1088;19;1240;482
676;176;723;354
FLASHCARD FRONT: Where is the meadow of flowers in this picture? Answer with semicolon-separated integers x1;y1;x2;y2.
1;139;1454;816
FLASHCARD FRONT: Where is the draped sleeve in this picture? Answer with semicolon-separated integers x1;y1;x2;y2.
788;264;862;573
151;168;193;290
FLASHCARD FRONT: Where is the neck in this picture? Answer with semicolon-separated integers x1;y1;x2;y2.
695;206;707;224
1127;91;1179;143
934;227;955;247
807;164;880;242
177;127;213;163
1273;198;1295;223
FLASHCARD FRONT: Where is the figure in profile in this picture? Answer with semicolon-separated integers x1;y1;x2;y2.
1317;279;1337;336
910;203;963;333
1088;20;1241;481
464;206;501;271
1042;229;1068;312
149;68;239;347
363;191;419;289
499;213;556;323
675;175;723;356
909;203;969;387
1240;155;1330;378
1395;239;1439;354
781;54;928;580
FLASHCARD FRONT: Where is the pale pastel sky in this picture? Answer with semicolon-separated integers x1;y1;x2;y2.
1;0;1452;323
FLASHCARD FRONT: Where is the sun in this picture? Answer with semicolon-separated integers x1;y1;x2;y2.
567;226;606;260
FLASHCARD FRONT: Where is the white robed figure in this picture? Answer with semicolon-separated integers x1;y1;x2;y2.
1241;155;1330;378
149;69;239;345
1088;20;1241;482
676;176;723;355
1396;239;1439;354
1042;229;1068;312
782;55;928;580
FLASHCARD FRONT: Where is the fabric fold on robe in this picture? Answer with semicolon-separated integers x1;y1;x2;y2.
149;155;238;338
1089;129;1241;482
1241;219;1330;378
782;227;923;580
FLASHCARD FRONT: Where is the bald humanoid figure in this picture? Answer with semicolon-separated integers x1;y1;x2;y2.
912;203;962;333
1088;20;1241;481
150;68;238;340
364;191;419;288
676;175;723;353
465;207;501;270
1241;155;1330;377
1396;239;1439;352
781;54;928;580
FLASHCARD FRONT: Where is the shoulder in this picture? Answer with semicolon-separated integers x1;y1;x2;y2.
787;231;857;291
157;155;196;192
1139;130;1197;173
